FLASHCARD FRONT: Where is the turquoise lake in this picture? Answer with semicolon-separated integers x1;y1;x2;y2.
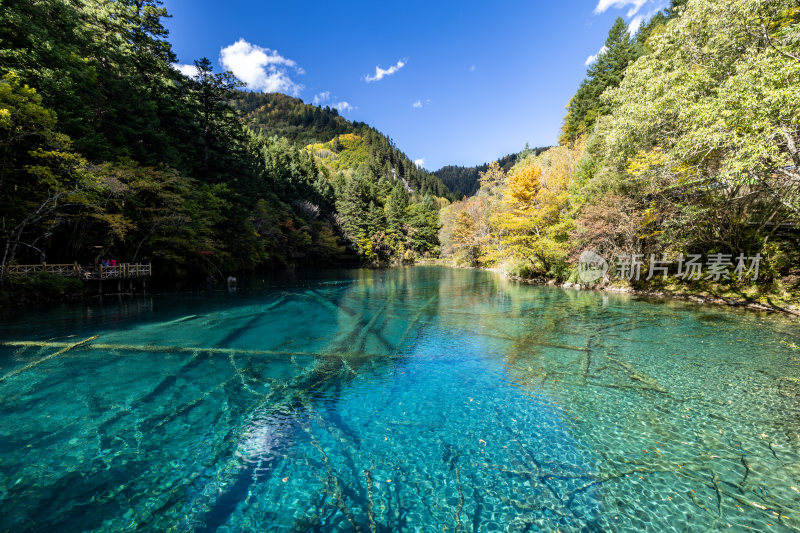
1;266;799;532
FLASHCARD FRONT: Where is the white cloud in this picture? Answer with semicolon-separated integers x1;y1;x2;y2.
469;65;476;72
628;15;644;35
312;92;354;112
629;5;666;33
585;45;608;65
365;59;406;83
313;91;330;105
412;100;422;108
593;0;648;16
414;158;425;168
219;39;304;95
173;63;199;78
333;101;354;112
626;1;648;16
593;0;668;20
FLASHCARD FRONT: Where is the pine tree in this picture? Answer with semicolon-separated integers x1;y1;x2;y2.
188;58;245;180
561;17;636;143
385;184;408;236
335;175;370;245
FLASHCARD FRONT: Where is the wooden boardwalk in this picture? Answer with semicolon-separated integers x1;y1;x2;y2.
7;263;152;280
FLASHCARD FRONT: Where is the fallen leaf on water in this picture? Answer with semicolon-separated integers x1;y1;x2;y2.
282;477;289;483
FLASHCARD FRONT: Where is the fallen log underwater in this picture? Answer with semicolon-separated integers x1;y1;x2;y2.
0;340;398;363
0;293;417;530
0;335;99;383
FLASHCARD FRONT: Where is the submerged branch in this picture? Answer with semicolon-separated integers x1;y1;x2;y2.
0;335;98;383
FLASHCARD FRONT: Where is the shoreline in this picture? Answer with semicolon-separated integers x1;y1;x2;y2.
2;262;798;318
485;267;800;317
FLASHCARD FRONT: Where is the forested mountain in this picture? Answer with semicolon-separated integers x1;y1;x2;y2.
300;130;447;262
235;92;450;197
0;0;450;294
441;0;799;303
434;148;546;198
233;91;452;261
233;92;365;146
308;130;450;197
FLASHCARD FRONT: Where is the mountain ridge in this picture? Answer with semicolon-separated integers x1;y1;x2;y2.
233;91;451;198
434;147;549;198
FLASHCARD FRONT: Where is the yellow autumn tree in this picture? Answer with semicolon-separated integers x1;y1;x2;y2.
506;166;542;209
478;160;506;195
493;144;581;279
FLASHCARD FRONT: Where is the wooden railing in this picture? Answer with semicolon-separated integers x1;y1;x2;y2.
7;263;152;280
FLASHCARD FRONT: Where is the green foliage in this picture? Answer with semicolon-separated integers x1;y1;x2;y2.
0;0;188;165
561;18;636;143
0;73;104;282
385;184;408;236
234;92;364;146
330;160;443;263
94;161;228;268
239;92;452;198
405;196;441;256
4;272;84;303
306;126;449;264
504;259;538;279
598;0;800;257
560;6;682;145
335;171;373;251
0;0;454;291
0;0;381;288
442;0;799;300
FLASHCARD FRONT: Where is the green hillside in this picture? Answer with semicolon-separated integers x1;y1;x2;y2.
233;92;365;146
235;92;451;198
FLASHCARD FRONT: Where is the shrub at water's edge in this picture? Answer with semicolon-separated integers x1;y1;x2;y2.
0;273;85;306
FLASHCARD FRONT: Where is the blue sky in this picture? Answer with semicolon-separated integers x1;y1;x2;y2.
164;0;667;170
